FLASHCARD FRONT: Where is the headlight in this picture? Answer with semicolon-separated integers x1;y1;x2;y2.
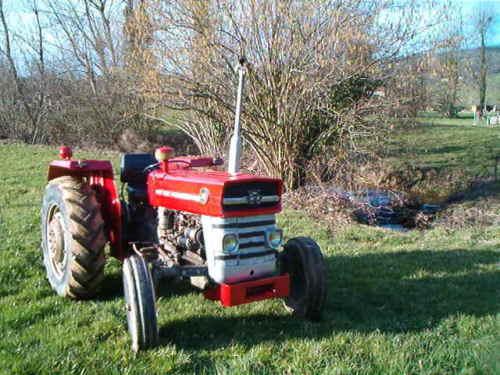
267;229;283;249
222;233;239;253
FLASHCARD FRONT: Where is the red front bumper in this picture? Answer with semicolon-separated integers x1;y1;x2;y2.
204;274;290;307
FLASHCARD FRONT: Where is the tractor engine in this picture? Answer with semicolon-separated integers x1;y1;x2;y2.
159;210;203;253
157;208;205;264
155;209;281;284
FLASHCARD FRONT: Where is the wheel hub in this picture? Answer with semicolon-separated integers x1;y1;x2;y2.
47;210;67;278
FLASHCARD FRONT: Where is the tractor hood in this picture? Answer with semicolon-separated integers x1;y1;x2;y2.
147;169;283;217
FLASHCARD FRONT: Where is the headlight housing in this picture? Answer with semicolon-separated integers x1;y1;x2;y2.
222;233;239;253
266;228;283;249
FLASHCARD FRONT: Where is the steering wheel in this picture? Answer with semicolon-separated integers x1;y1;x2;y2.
143;159;193;175
143;163;160;174
168;159;192;166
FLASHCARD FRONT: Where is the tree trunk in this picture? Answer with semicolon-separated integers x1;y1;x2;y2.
479;31;487;113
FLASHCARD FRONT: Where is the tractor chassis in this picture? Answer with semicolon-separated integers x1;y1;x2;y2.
130;242;209;279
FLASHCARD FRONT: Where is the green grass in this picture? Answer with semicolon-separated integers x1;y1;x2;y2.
0;142;498;374
386;115;500;179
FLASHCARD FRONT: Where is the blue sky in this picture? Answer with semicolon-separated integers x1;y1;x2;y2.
457;0;500;46
3;0;500;47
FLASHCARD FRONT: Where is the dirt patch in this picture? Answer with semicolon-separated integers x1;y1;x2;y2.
435;180;500;229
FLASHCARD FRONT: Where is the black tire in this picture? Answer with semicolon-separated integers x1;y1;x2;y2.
41;176;106;299
123;254;159;351
280;237;327;321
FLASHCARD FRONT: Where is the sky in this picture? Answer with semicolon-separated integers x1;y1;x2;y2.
457;0;500;46
2;0;500;48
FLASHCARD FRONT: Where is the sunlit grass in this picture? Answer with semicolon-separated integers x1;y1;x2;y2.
386;116;500;178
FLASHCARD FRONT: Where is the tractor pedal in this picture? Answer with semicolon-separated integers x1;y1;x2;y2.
131;242;159;262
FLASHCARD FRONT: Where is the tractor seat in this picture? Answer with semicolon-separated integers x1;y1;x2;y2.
120;153;157;201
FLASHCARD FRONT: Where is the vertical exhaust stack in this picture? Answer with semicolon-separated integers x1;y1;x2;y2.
228;57;246;175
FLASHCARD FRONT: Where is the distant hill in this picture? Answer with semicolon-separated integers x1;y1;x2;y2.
457;46;500;107
460;72;500;108
459;46;500;74
404;46;500;108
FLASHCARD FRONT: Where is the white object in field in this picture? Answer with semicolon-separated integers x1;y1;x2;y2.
201;214;279;284
490;114;499;125
228;61;246;175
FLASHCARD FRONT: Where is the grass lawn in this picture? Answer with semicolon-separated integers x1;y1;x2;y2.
385;114;500;179
0;141;498;374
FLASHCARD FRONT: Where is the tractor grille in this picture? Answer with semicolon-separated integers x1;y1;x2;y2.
201;214;280;283
222;181;280;211
209;215;275;254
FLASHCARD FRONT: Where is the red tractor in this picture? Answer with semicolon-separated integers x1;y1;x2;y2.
40;59;327;351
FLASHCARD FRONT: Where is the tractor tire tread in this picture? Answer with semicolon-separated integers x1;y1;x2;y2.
48;176;106;299
123;254;159;351
283;237;327;321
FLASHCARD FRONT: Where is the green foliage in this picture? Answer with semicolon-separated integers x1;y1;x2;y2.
307;75;382;153
436;101;462;118
329;75;382;110
297;75;383;184
0;142;498;374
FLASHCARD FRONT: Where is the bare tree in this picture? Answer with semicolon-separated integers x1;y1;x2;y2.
42;0;150;144
474;3;495;113
0;0;164;146
429;5;466;118
139;0;445;189
0;0;47;143
0;0;456;190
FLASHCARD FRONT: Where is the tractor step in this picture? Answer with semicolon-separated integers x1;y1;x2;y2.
204;273;290;307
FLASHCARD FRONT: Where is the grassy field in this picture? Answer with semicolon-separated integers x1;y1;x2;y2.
386;113;500;179
0;131;499;373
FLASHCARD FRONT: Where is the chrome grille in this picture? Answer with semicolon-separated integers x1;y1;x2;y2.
201;214;279;283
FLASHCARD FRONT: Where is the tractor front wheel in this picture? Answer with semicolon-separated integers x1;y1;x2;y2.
123;254;159;352
41;176;106;299
280;237;327;321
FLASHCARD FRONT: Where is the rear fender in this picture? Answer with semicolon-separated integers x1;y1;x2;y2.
47;160;124;259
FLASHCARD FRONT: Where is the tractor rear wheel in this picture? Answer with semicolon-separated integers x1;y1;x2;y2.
280;237;327;321
41;176;106;299
123;254;159;352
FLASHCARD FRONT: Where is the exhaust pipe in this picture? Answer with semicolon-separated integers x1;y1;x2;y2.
228;57;246;175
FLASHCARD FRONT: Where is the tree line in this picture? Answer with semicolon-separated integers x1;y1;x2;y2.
0;0;492;189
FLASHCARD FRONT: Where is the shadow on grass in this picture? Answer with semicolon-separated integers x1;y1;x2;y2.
95;269;201;302
160;248;499;351
415;145;466;156
446;180;500;204
330;249;499;333
95;271;123;301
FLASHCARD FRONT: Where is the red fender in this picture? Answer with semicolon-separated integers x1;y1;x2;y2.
47;155;124;260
